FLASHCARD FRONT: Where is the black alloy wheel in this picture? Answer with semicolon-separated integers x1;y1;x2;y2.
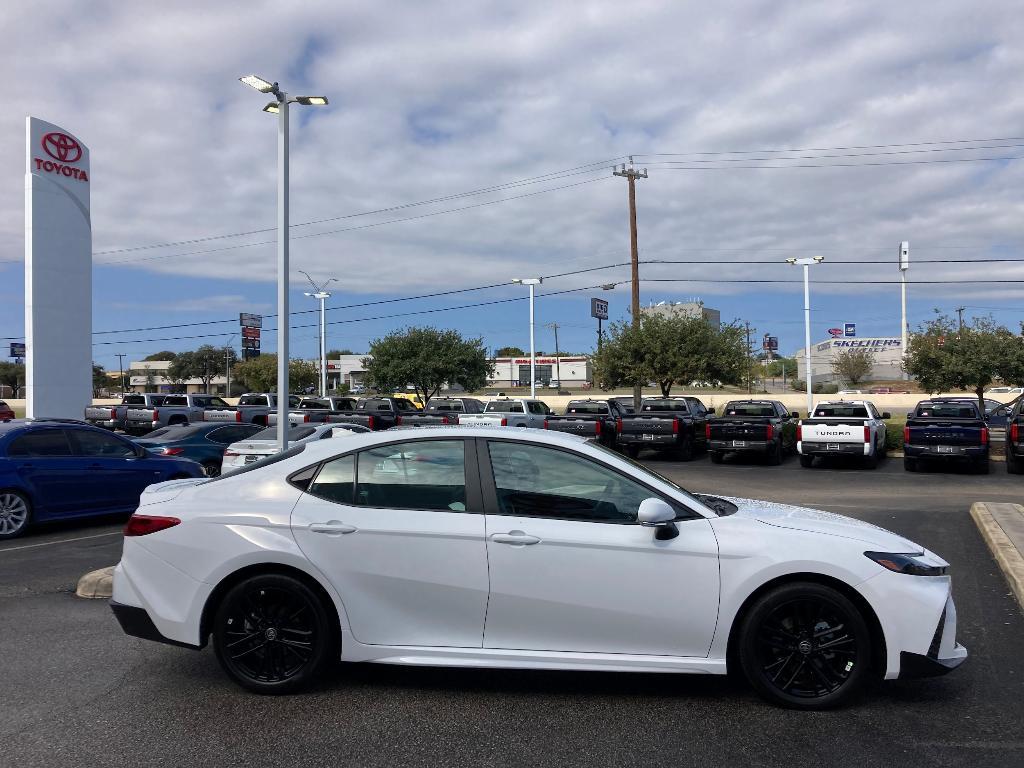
766;442;783;466
1007;451;1023;475
0;490;31;540
201;460;222;478
739;582;871;709
709;450;724;464
677;436;694;462
799;455;814;468
213;574;335;694
904;457;918;472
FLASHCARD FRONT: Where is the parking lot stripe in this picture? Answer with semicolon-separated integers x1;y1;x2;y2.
0;531;122;553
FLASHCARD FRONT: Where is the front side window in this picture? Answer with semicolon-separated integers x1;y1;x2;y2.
7;430;73;457
487;442;654;523
356;440;466;511
71;429;136;458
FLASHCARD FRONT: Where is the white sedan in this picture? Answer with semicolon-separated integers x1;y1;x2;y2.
110;427;966;709
221;423;370;474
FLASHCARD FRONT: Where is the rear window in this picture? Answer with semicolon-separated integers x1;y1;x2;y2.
394;399;419;411
299;400;329;409
252;425;317;441
428;401;463;412
724;403;775;417
144;424;205;440
163;395;188;406
123;395;146;405
641;400;690;413
567;403;608;415
813;405;869;418
486;401;524;413
239;395;270;406
917;403;979;419
204;443;307;483
357;399;388;411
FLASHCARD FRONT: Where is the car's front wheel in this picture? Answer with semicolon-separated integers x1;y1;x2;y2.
0;490;31;540
213;573;336;694
738;582;872;709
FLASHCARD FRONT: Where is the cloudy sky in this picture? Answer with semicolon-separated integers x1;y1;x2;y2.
4;0;1024;370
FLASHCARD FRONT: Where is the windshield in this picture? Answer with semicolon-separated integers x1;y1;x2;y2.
724;403;775;417
163;396;188;406
813;405;869;418
640;400;690;413
239;395;270;406
251;425;317;441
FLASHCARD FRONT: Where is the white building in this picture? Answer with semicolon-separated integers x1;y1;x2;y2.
795;337;906;384
325;355;369;390
488;356;592;389
640;300;721;329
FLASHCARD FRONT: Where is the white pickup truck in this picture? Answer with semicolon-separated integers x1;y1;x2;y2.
797;400;890;469
457;398;551;428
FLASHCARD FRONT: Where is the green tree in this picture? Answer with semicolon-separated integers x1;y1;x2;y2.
763;355;797;379
289;359;319;393
831;348;876;385
905;314;1024;413
167;351;195;392
144;351;177;361
494;346;525;357
166;345;237;392
0;361;26;398
326;349;353;358
231;355;318;393
92;363;108;396
365;327;492;404
593;313;746;396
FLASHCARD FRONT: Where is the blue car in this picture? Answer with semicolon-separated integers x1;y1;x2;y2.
132;422;264;477
0;419;204;540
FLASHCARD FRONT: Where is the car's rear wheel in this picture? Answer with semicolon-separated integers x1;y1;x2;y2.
739;582;871;710
903;457;918;472
626;445;641;459
201;461;221;478
799;455;814;468
213;573;335;694
677;436;694;462
0;490;31;540
1007;451;1023;475
766;442;783;466
709;450;724;464
973;458;990;475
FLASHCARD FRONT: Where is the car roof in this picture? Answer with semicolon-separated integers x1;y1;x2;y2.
284;425;587;456
0;418;108;437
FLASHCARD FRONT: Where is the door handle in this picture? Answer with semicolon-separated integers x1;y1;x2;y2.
309;522;357;535
490;531;540;546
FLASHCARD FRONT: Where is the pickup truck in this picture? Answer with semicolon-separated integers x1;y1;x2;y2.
85;393;166;431
614;397;711;461
124;393;234;434
1006;398;1024;474
457;398;552;428
267;396;360;426
797;400;889;469
543;399;630;447
706;399;798;465
326;397;421;431
202;393;302;426
394;397;486;427
903;398;989;473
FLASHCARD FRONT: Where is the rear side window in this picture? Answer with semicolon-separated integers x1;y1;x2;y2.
70;429;137;458
355;440;466;511
163;396;188;406
308;454;355;504
7;430;73;457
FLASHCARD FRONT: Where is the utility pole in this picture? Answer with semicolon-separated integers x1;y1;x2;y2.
956;306;966;335
899;242;909;380
613;157;647;410
115;353;126;393
744;322;753;394
545;322;562;388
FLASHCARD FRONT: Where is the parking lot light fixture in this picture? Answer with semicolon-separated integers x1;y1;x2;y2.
786;257;825;416
295;96;329;106
300;271;337;398
512;278;543;397
239;74;328;451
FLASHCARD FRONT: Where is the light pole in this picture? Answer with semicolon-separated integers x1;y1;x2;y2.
786;256;824;416
300;271;337;398
899;241;910;380
512;278;542;397
240;75;327;451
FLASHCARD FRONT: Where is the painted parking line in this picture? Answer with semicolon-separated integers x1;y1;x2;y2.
0;531;122;553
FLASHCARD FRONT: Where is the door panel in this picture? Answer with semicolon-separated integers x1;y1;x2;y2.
6;429;86;517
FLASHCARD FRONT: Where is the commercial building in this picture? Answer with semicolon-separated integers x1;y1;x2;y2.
488;356;592;389
640;300;720;329
325;354;369;390
794;337;905;384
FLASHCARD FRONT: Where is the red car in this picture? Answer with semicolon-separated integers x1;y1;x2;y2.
0;401;14;420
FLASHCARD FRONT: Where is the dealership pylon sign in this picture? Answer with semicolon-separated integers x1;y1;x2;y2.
25;117;92;418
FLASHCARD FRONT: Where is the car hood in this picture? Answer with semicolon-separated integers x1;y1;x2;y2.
717;495;921;550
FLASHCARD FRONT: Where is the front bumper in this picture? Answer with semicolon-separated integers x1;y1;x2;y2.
897;598;968;678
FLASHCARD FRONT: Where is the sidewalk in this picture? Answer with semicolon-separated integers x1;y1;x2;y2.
971;502;1024;609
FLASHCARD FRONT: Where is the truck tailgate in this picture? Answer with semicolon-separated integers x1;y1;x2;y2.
907;422;986;446
709;420;772;441
85;406;118;420
397;414;458;426
125;408;156;422
203;409;242;422
619;416;678;435
800;420;867;443
544;417;603;437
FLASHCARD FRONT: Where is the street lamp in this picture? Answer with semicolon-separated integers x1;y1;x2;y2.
899;241;910;381
300;271;337;398
512;278;543;397
786;256;825;416
239;74;328;451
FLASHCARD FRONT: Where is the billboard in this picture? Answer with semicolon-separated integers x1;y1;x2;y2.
762;335;778;351
590;298;609;320
10;343;25;358
25;117;91;418
844;323;856;337
240;313;263;329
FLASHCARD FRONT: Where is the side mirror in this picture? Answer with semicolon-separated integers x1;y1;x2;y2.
706;407;716;415
791;411;799;419
906;412;914;420
881;412;891;420
638;498;675;526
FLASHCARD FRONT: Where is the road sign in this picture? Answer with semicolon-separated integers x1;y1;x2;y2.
241;326;260;340
590;298;609;320
762;335;779;351
9;343;25;358
239;313;262;329
844;323;856;337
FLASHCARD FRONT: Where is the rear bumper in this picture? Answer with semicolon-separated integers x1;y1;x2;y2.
85;419;120;429
708;439;770;452
904;444;988;460
110;600;202;650
798;441;868;456
616;434;678;448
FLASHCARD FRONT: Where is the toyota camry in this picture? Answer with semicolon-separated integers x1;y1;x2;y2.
110;427;966;708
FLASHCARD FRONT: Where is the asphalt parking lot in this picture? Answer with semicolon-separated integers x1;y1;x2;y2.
2;455;1022;768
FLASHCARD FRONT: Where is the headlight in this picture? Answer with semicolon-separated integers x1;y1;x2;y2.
864;551;949;576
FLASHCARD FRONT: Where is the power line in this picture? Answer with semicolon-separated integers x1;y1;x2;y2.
652;155;1021;171
632;136;1024;157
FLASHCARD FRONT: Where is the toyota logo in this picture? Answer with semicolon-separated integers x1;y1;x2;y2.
41;132;82;163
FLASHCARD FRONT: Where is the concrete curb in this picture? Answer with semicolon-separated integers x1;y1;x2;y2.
76;566;114;599
970;502;1024;610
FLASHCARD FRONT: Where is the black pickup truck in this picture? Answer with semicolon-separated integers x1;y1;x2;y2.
396;397;486;427
706;400;798;465
614;397;711;460
543;399;631;448
327;397;420;431
1006;397;1024;474
903;398;990;473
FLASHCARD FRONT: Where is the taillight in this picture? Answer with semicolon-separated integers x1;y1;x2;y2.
109;408;118;419
766;424;774;441
500;417;508;427
797;424;803;441
864;426;870;443
160;447;185;455
543;419;549;429
234;411;242;422
151;408;159;422
441;416;450;425
302;414;310;423
1012;423;1019;442
903;425;910;443
981;427;989;445
367;415;375;430
395;415;403;426
705;423;711;439
595;421;602;435
672;418;679;434
224;450;239;458
124;514;181;537
616;418;623;434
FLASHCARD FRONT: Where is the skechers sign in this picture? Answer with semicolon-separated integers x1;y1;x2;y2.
32;132;89;182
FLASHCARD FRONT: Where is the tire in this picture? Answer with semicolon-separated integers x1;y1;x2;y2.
626;445;641;459
168;416;188;426
974;458;990;475
799;455;814;468
677;436;694;462
1007;451;1023;475
709;450;724;464
201;460;222;478
213;573;336;695
863;451;878;470
738;582;872;710
0;490;31;540
903;457;918;472
766;442;783;466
